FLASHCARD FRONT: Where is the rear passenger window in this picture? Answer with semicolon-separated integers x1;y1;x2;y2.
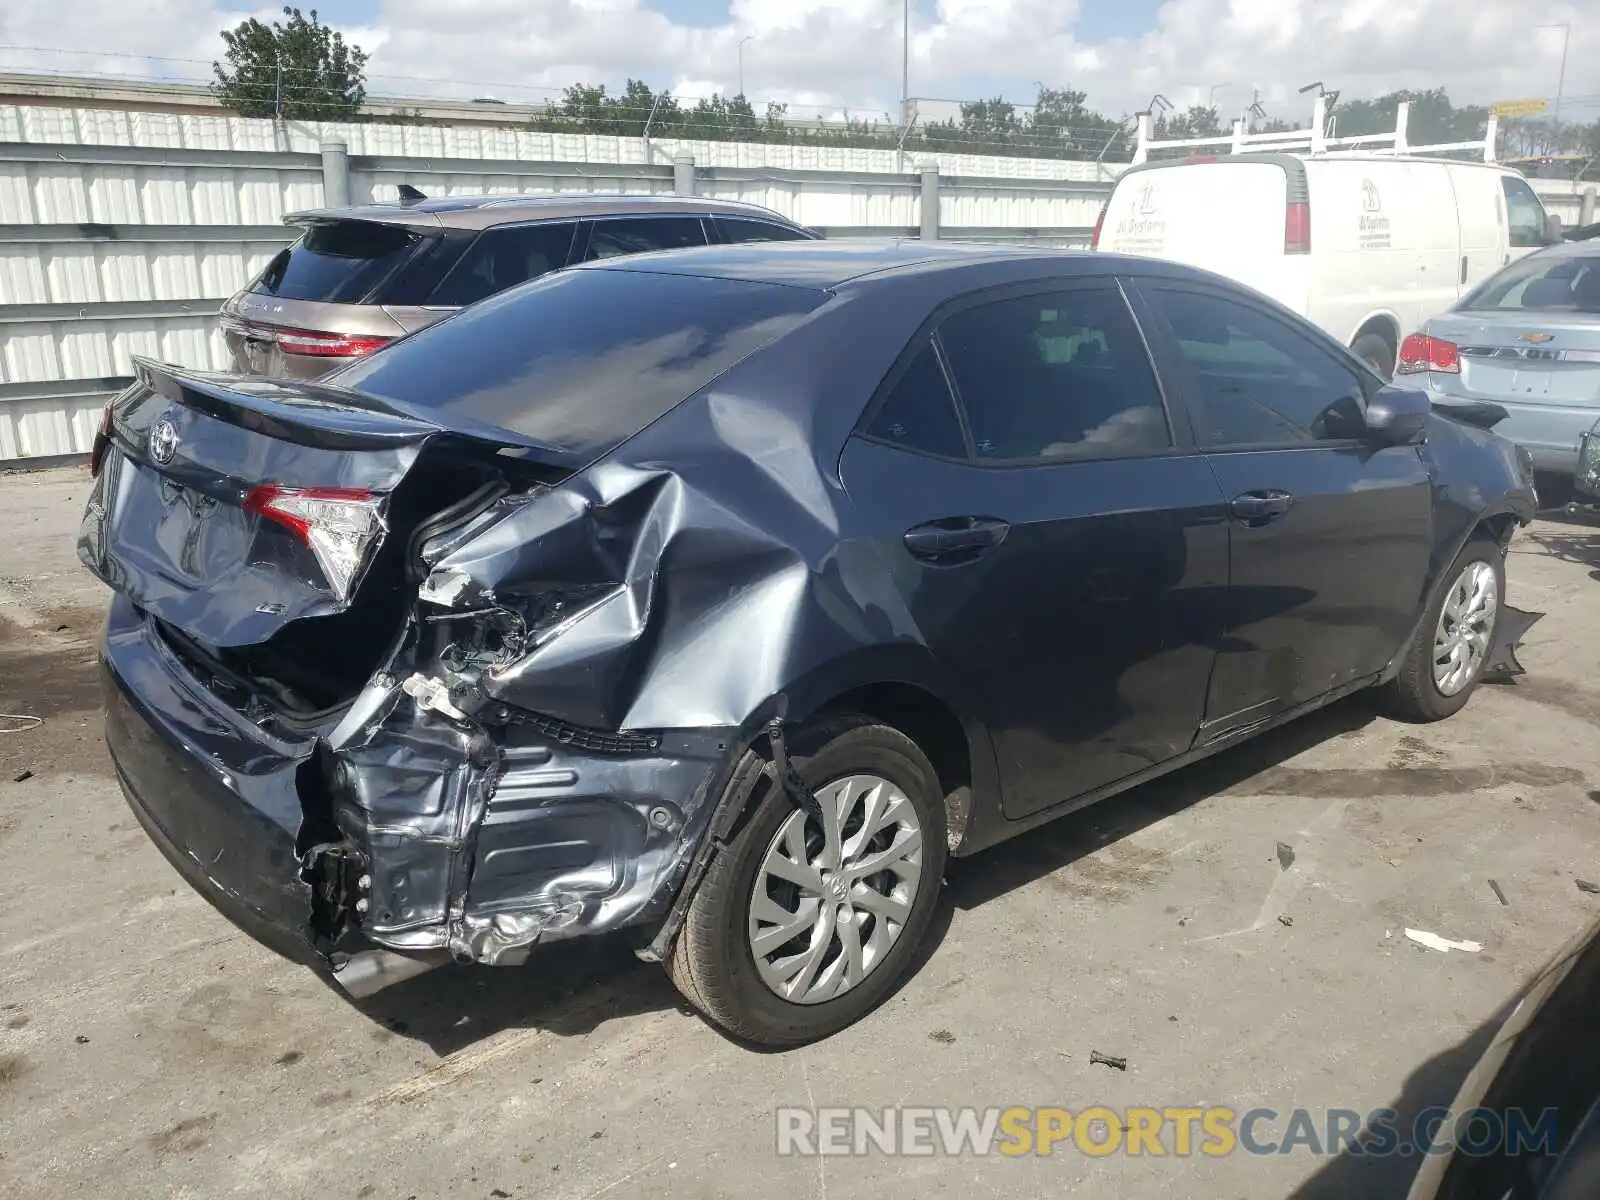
715;217;811;244
935;288;1171;462
1142;287;1367;446
581;217;706;261
864;342;967;459
428;222;577;306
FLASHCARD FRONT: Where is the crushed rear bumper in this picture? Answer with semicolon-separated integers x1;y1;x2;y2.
101;595;736;996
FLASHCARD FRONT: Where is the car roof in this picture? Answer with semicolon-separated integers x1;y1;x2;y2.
287;192;806;233
570;238;1093;290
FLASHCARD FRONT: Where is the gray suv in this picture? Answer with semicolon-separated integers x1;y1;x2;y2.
220;193;817;379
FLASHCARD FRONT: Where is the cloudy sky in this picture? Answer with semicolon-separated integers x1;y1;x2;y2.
0;0;1593;130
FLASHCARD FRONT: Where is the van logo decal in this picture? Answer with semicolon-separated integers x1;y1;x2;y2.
1110;181;1165;253
1358;179;1391;249
148;416;179;466
1516;332;1555;343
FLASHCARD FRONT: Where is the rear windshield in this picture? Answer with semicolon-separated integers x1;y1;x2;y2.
332;267;824;461
252;220;427;303
1462;251;1600;313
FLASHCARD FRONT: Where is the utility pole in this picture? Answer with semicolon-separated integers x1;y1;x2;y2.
901;0;910;129
1536;22;1570;131
737;35;753;98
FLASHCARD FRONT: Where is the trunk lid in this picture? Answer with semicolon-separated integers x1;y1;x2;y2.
1424;310;1600;456
79;358;562;655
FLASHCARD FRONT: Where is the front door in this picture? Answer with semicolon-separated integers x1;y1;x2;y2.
839;281;1230;819
1130;280;1434;738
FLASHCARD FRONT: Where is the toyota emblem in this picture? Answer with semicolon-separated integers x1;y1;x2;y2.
148;417;179;466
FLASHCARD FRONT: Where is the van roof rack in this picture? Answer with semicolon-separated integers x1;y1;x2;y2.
1131;96;1499;167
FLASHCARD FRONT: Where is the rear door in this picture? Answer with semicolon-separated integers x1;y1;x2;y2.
1097;161;1300;307
1131;279;1433;734
839;280;1230;818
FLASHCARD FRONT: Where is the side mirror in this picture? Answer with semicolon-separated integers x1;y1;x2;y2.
1366;384;1430;445
1545;214;1564;245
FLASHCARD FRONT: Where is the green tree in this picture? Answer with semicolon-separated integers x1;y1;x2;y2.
1158;105;1223;139
1333;88;1487;147
213;7;368;120
1027;86;1121;155
531;78;1120;161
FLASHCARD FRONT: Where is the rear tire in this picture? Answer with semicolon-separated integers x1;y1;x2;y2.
665;716;947;1048
1379;534;1505;722
1352;331;1396;381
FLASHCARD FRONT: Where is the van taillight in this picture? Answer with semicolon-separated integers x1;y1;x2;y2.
1284;202;1311;254
1090;200;1109;249
1397;334;1460;375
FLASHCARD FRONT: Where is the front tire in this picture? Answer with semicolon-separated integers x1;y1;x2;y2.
666;716;947;1048
1380;535;1505;722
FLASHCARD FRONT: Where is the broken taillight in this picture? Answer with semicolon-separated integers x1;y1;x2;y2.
243;485;383;600
1396;333;1460;376
88;400;115;477
273;328;393;358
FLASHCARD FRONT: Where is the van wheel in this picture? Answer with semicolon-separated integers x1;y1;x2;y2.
1379;535;1504;722
1353;332;1396;381
665;716;947;1048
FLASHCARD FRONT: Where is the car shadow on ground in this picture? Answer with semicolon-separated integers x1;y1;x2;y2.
1523;518;1600;581
945;698;1376;911
352;699;1377;1056
1292;1001;1516;1200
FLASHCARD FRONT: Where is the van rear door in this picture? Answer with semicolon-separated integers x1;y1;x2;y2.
1096;161;1303;311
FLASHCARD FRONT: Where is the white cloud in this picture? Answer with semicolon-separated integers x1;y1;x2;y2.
0;0;1593;132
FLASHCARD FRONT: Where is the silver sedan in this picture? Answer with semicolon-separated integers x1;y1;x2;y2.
1399;241;1600;476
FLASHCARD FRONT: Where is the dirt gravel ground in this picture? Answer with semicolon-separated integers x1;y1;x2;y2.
1;464;1598;1200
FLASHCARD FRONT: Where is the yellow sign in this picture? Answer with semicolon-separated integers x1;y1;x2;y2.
1492;98;1549;118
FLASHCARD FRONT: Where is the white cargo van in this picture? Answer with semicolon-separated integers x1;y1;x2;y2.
1092;153;1560;378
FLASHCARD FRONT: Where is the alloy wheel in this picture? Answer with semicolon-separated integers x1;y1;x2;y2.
747;774;924;1005
1432;559;1498;697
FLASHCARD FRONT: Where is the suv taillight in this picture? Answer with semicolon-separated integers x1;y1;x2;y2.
1397;334;1460;376
1090;200;1109;250
273;328;393;358
1284;201;1311;254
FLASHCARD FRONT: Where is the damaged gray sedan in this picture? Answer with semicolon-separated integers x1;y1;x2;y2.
82;241;1538;1047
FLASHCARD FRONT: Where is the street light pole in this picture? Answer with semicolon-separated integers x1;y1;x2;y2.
737;35;753;98
901;0;910;129
1552;22;1569;130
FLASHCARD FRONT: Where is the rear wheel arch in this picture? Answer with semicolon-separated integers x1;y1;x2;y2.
815;681;977;851
659;666;992;952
